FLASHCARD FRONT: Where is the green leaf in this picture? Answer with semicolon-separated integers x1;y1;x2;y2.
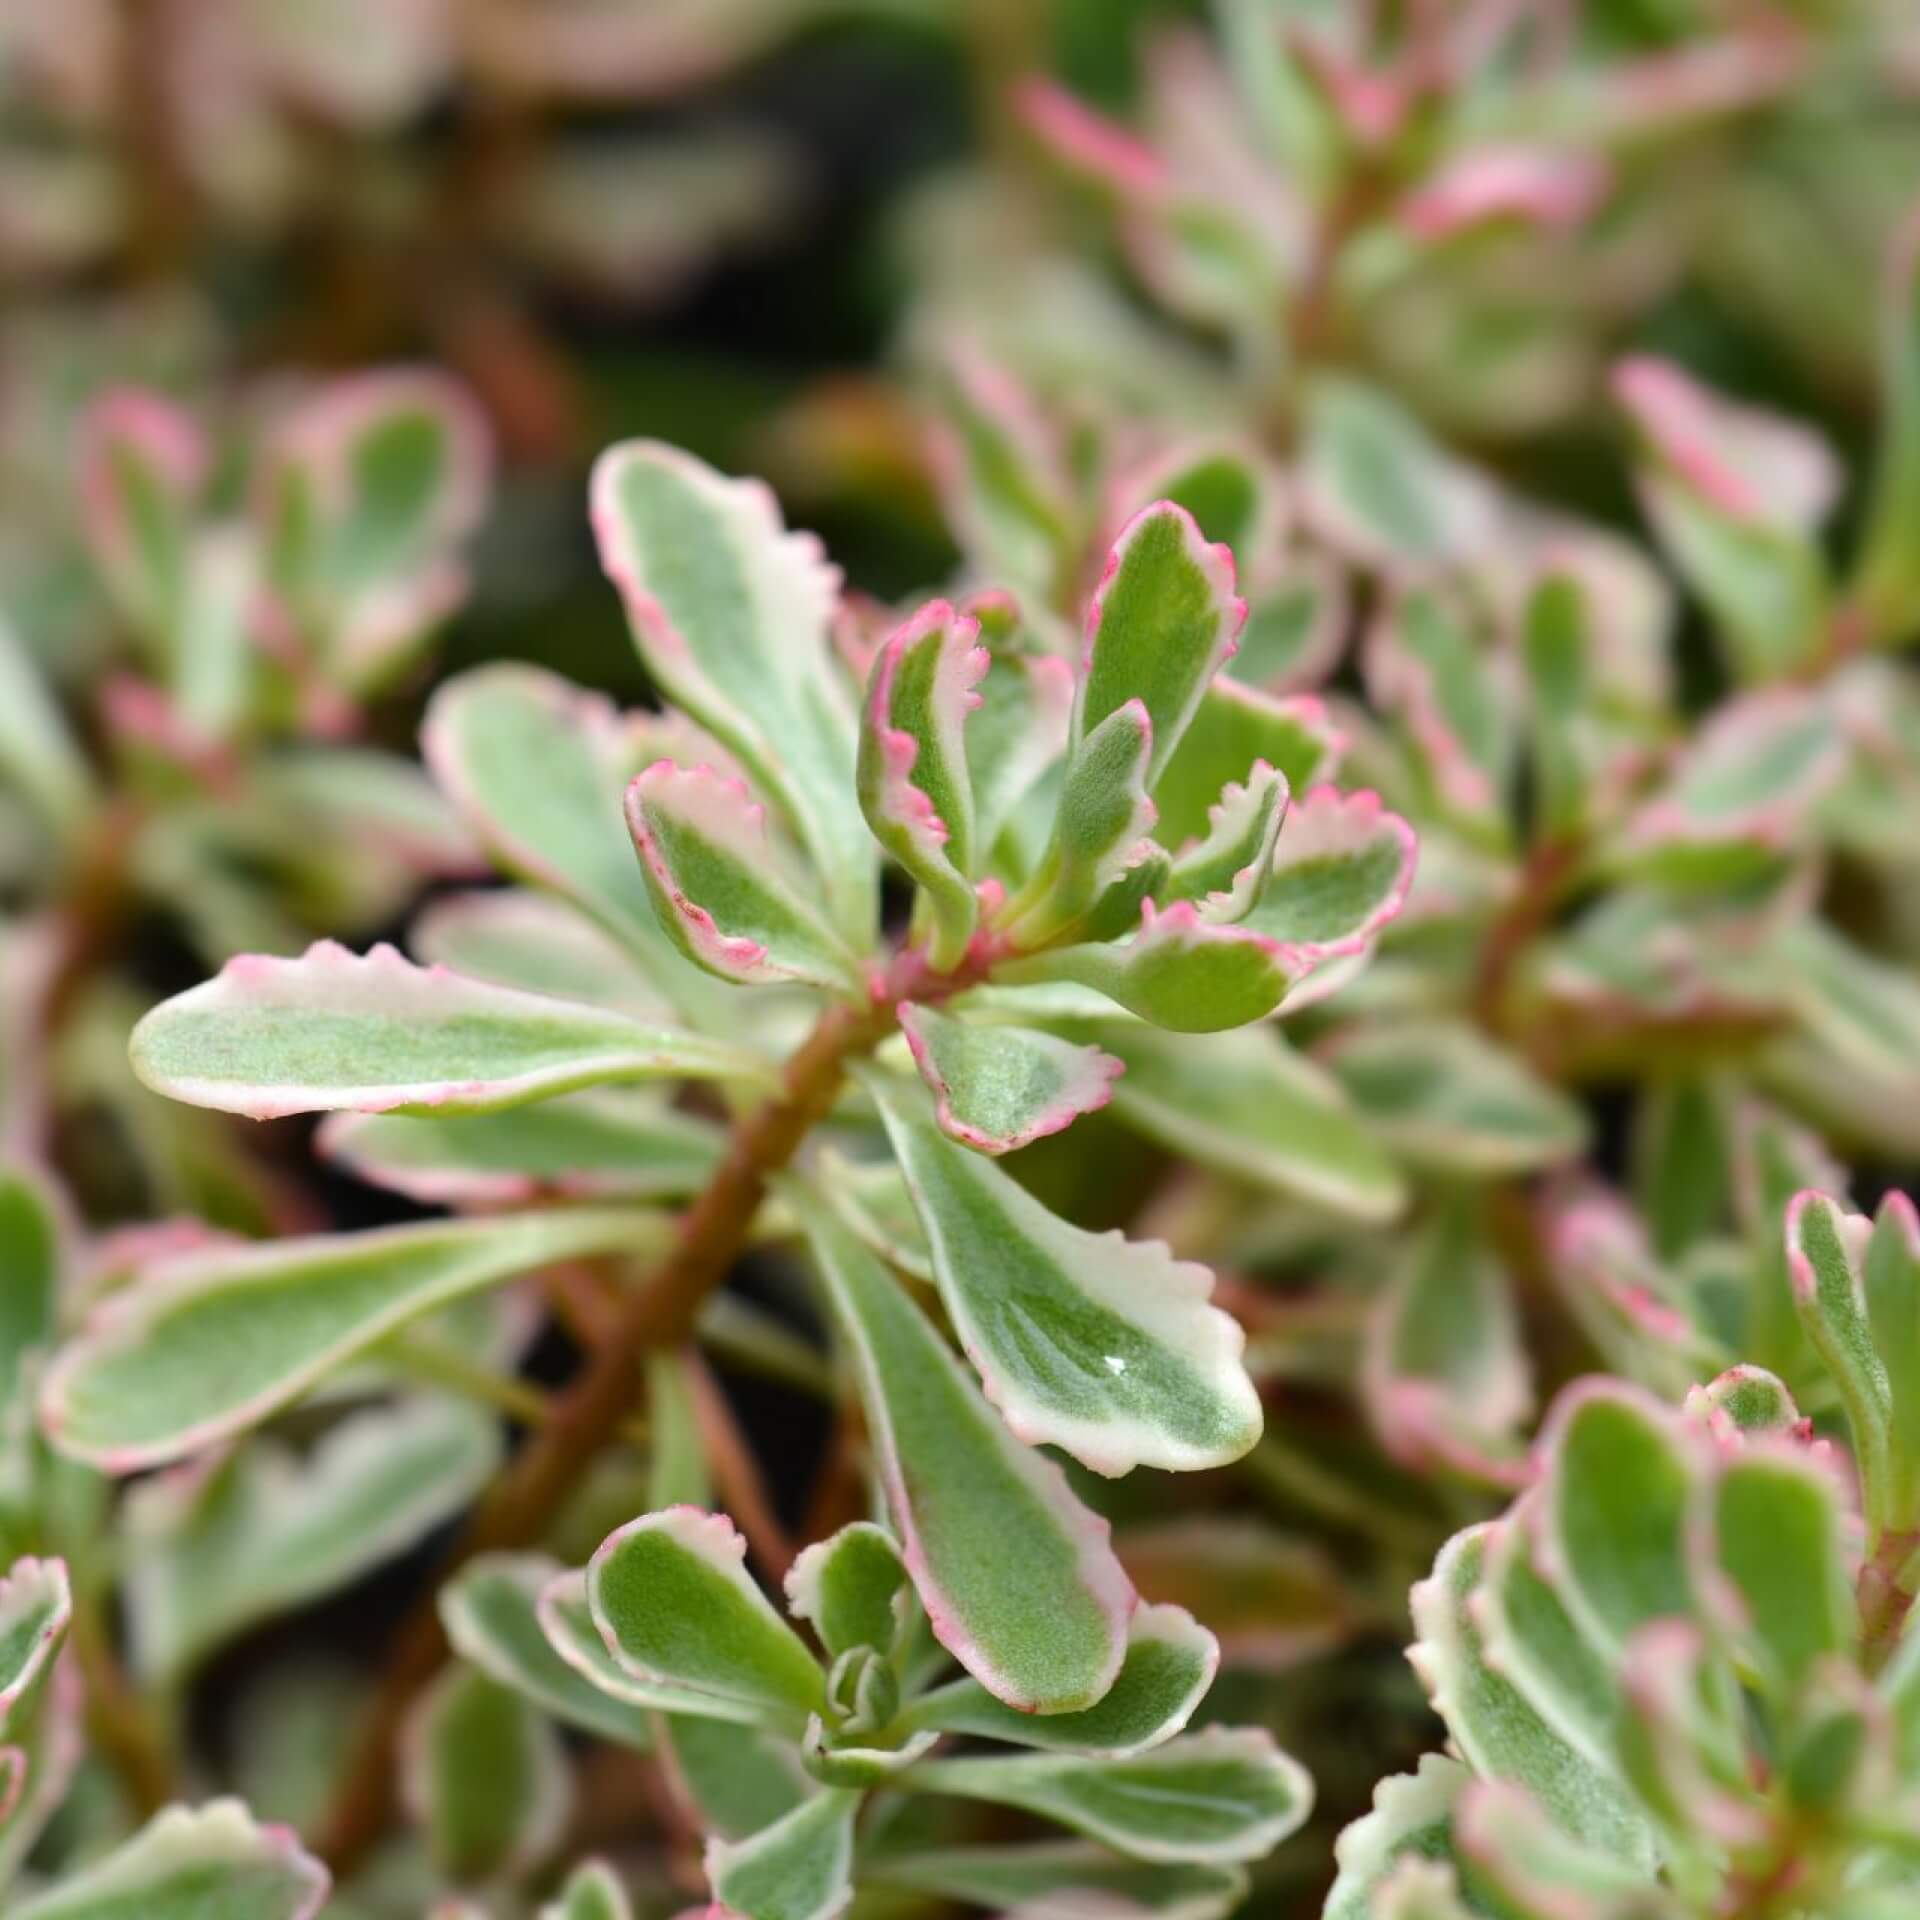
1365;1202;1531;1487
1685;1364;1805;1440
1537;1382;1699;1657
1076;501;1246;786
537;1570;782;1728
1324;1758;1470;1920
125;1396;498;1681
0;615;96;841
789;1183;1132;1713
1454;1780;1665;1920
1613;357;1833;680
903;1603;1216;1756
77;389;206;654
658;1714;810;1839
782;1522;907;1660
587;1509;824;1728
41;1208;670;1469
318;1091;723;1208
1239;786;1417;976
403;1666;569;1883
999;902;1295;1031
591;440;874;943
1522;573;1593;839
0;1557;76;1889
1409;1526;1655;1863
420;665;713;1014
1865;1192;1920;1523
129;940;768;1120
1233;558;1346;693
966;611;1075;854
1704;1446;1854;1696
1151;681;1342;851
0;1557;69;1724
1325;1019;1588;1176
1298;378;1495;578
1856;212;1920;642
898;1004;1121;1155
871;1844;1247;1920
872;1076;1262;1476
539;1860;631;1920
12;1800;329;1920
1367;1860;1478;1920
0;1163;61;1426
626;762;865;991
907;1727;1312;1865
441;1555;657;1751
703;1788;859;1920
1164;762;1288;922
1080;1021;1403;1221
858;600;988;966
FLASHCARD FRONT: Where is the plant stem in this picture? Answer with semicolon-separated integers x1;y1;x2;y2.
316;942;985;1874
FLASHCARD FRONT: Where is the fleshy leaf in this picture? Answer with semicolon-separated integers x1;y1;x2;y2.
873;1075;1262;1477
871;1845;1247;1920
129;941;768;1120
626;763;865;991
1365;1202;1532;1488
858;600;988;965
403;1666;569;1883
1164;762;1288;922
540;1861;632;1920
659;1714;809;1841
1703;1445;1854;1695
1240;786;1416;971
1081;1022;1402;1221
1536;1382;1699;1657
703;1788;858;1920
1075;501;1246;784
77;388;207;652
788;1183;1132;1713
1000;901;1294;1031
1454;1781;1662;1920
1408;1526;1655;1862
41;1208;670;1470
967;619;1076;855
903;1603;1216;1756
125;1396;499;1681
0;1164;61;1427
1324;1757;1470;1920
1325;1020;1588;1176
1613;357;1832;680
587;1509;824;1728
12;1800;328;1920
906;1727;1311;1865
783;1523;907;1661
591;440;874;942
442;1555;658;1751
319;1091;723;1207
421;666;718;1012
1152;683;1342;851
0;616;96;842
897;1004;1121;1155
537;1572;780;1728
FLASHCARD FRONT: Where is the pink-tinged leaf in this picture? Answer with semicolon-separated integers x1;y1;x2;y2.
626;762;865;992
1242;787;1417;979
1619;686;1841;887
1453;1780;1658;1919
1612;357;1834;680
1013;77;1167;199
1364;1203;1532;1491
965;601;1075;856
1230;555;1349;696
873;1072;1261;1477
1164;762;1289;923
77;388;208;648
40;1208;673;1471
1106;437;1289;583
11;1800;329;1920
0;1558;69;1731
999;901;1296;1032
898;1004;1121;1156
129;941;769;1120
590;440;873;943
1152;681;1345;850
1400;147;1607;242
788;1182;1133;1714
1076;500;1246;785
1325;1756;1470;1920
1683;1364;1810;1445
703;1789;858;1920
858;600;989;966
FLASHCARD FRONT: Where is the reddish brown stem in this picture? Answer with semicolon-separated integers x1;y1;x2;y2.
684;1349;796;1581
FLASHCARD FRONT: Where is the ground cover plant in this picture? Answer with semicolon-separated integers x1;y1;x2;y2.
2;2;1920;1917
